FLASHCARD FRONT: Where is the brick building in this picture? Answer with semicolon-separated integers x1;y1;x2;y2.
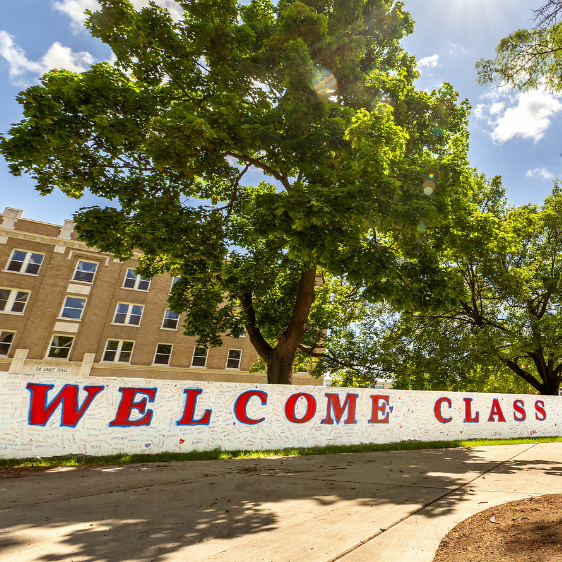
0;207;320;385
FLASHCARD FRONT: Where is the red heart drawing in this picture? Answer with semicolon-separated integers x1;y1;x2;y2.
179;439;185;445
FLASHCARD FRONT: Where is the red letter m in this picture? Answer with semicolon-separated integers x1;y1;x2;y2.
321;393;359;424
27;383;104;427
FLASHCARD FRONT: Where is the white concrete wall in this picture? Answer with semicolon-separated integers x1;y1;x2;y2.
0;373;560;459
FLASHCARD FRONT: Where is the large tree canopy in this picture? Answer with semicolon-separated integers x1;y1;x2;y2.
1;0;475;384
321;181;562;395
476;0;562;92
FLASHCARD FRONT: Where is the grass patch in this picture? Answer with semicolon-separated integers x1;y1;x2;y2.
1;436;561;470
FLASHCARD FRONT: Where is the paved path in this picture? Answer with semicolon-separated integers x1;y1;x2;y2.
1;442;561;562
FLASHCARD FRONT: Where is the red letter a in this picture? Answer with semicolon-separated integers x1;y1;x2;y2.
488;399;506;422
27;383;104;427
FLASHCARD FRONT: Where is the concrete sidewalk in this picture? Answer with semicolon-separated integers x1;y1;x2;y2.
1;442;561;562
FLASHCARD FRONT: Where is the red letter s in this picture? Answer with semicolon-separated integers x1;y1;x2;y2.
535;400;547;421
513;399;526;422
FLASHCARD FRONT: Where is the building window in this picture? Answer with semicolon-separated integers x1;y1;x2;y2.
0;288;30;314
6;250;44;275
113;303;144;326
0;331;15;355
123;269;150;291
73;260;98;283
191;346;208;367
226;349;242;369
170;276;181;291
47;335;74;359
60;296;86;320
154;343;173;365
103;339;134;362
162;309;179;330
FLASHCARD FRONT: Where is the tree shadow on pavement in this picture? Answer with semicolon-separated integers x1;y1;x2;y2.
0;444;545;562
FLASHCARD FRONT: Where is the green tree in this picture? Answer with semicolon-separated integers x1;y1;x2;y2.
476;1;562;92
0;0;474;384
321;181;562;395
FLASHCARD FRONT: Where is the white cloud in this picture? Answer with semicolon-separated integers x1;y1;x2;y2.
489;102;505;115
474;87;562;143
473;103;486;120
53;0;184;32
52;0;98;32
447;42;469;58
492;91;562;143
526;167;555;180
417;54;439;69
0;31;94;86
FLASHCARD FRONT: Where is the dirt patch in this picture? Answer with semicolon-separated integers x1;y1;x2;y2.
434;494;562;561
0;466;53;479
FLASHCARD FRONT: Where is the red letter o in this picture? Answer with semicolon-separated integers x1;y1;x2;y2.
285;393;317;423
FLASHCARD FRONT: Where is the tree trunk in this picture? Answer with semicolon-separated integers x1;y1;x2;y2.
505;356;561;395
240;266;317;385
540;374;560;395
266;347;295;385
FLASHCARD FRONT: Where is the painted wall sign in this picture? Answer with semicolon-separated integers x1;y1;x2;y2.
0;372;560;459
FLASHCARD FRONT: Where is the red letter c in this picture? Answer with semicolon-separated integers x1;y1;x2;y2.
434;397;453;424
234;391;268;424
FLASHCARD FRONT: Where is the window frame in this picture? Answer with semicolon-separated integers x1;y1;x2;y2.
5;249;45;276
191;346;208;368
112;302;144;326
58;295;87;321
0;330;16;356
0;287;30;315
72;260;99;284
153;343;173;366
226;349;242;370
122;268;151;291
46;334;75;360
102;339;135;363
161;308;180;330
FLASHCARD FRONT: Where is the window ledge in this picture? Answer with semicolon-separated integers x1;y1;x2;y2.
160;327;179;331
57;317;82;322
0;311;25;316
101;360;131;364
43;357;70;361
71;279;94;285
2;269;40;276
121;286;150;292
110;322;141;328
190;365;207;369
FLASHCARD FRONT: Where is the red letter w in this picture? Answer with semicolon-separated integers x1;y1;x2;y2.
27;383;104;427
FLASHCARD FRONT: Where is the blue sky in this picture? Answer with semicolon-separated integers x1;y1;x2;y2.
1;0;560;224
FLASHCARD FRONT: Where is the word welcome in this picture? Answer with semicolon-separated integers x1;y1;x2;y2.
27;383;392;427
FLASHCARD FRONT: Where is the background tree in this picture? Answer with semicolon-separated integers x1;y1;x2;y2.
319;181;562;395
476;0;562;92
0;0;474;384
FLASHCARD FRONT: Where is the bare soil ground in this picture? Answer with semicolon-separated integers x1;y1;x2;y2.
434;494;562;561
